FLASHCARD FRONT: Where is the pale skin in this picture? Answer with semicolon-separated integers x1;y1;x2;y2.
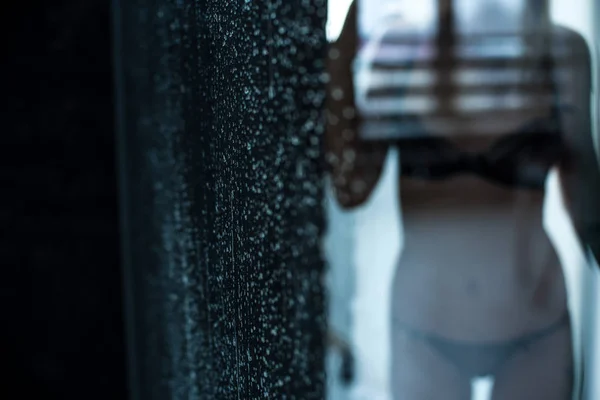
325;2;599;399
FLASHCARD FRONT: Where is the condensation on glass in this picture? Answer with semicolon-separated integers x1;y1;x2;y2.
115;1;329;399
324;1;600;400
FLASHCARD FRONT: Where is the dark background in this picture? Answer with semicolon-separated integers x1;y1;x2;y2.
2;0;126;398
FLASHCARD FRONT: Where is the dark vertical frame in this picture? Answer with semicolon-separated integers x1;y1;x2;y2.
113;1;328;399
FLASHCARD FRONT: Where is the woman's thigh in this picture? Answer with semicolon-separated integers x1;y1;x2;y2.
391;329;471;400
492;323;573;400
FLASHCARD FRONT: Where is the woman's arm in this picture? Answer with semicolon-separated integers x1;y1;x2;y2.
325;1;388;209
557;28;600;265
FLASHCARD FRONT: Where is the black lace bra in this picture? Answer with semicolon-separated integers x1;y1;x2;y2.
397;117;567;190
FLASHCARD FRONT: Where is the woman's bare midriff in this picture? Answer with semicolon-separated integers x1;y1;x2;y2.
392;174;568;342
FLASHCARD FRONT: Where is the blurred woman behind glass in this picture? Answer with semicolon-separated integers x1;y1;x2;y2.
325;0;600;398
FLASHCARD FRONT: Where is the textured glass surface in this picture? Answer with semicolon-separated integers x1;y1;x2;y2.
114;1;328;399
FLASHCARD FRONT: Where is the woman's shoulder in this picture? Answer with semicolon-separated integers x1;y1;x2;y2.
551;25;590;56
550;25;593;91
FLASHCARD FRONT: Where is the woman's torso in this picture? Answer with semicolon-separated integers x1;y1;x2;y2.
392;170;567;341
356;22;584;341
391;133;568;342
